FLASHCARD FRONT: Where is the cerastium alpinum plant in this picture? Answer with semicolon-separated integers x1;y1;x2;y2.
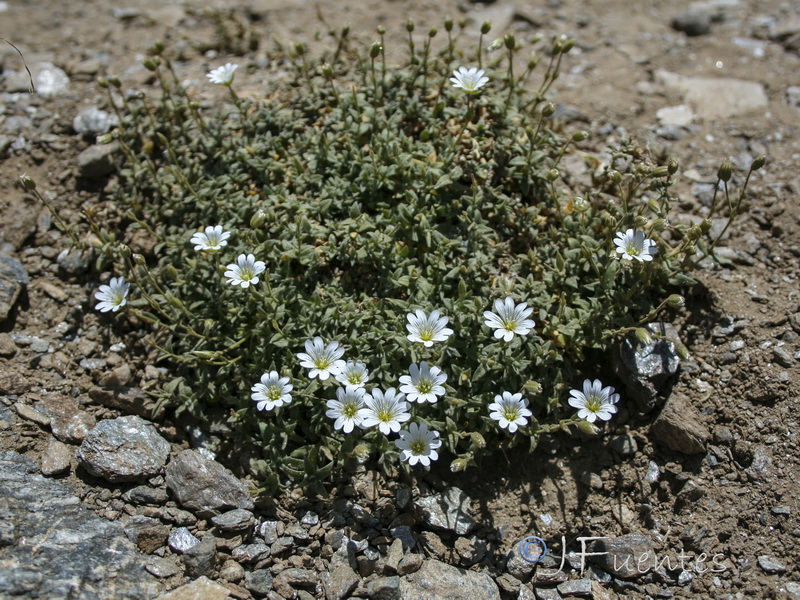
31;19;764;490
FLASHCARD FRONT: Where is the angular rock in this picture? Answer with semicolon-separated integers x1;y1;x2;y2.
655;70;768;120
77;416;170;482
416;487;475;535
273;568;317;598
77;142;119;178
123;515;169;554
211;508;256;532
37;394;96;443
589;534;657;578
0;256;29;322
758;555;786;574
232;542;271;563
0;451;162;598
244;569;274;596
88;385;155;418
368;576;401;600
145;556;180;579
34;62;70;97
323;560;359;600
122;485;169;505
397;553;424;575
168;526;200;554
73;106;119;136
159;576;231;600
182;534;217;578
399;559;500;600
614;322;682;412
671;11;711;36
556;578;593;596
165;449;254;517
40;437;72;476
650;393;710;454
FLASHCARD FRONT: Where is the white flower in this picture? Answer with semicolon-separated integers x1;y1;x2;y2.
406;309;454;347
450;66;489;93
614;229;658;262
251;371;293;411
489;391;532;433
399;362;447;404
483;297;536;342
326;386;366;433
334;360;370;389
359;388;410;435
224;253;266;288
95;276;130;312
190;225;231;252
207;63;238;86
297;337;345;381
395;422;442;467
568;379;620;423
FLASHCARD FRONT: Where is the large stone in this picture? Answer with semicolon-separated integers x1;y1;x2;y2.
77;142;119;178
165;449;254;517
655;70;768;120
650;393;710;454
0;451;163;598
36;394;96;443
88;385;155;418
77;416;170;482
0;256;29;322
158;576;231;600
399;559;500;600
416;487;475;535
614;322;682;412
589;534;657;579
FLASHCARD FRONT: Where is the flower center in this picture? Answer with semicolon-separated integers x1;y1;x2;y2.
314;358;331;370
417;379;433;394
342;403;358;418
347;373;363;385
111;291;125;305
585;396;602;413
503;406;520;422
410;440;427;455
267;386;282;401
625;242;641;256
377;408;394;422
418;325;435;341
240;267;255;281
502;318;519;331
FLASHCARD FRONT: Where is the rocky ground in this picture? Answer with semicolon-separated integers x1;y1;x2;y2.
1;0;800;599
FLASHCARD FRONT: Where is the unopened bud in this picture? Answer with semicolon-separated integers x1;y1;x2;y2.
444;16;453;32
163;265;179;281
19;174;36;190
294;42;306;55
633;215;648;228
353;444;370;463
96;133;114;145
652;165;670;178
321;63;333;78
118;244;132;259
608;170;622;184
668;157;679;174
717;159;733;182
250;209;267;228
572;130;588;142
675;343;691;361
450;458;469;472
651;218;666;231
142;57;159;72
428;27;437;38
504;33;516;49
470;432;486;448
406;19;415;32
547;168;559;181
524;380;543;395
151;41;165;55
192;350;218;360
132;253;146;265
481;21;492;34
560;36;575;53
370;42;381;59
699;219;712;233
751;155;766;171
542;102;556;117
340;25;349;38
109;77;122;88
577;420;599;435
377;25;385;35
667;294;685;308
635;327;653;346
97;77;109;89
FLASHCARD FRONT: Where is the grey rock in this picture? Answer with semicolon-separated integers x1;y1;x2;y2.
397;553;424;575
0;332;16;356
182;534;217;578
40;437;71;476
390;524;416;550
259;519;281;543
0;451;162;598
645;461;661;483
301;510;319;525
272;568;317;598
77;142;118;178
773;347;794;368
145;556;180;578
36;394;96;443
757;555;786;574
157;506;196;526
416;486;475;535
73;106;119;136
655;70;768;120
650;393;710;454
218;559;245;582
772;505;791;515
368;576;401;600
77;416;170;482
672;11;711;36
88;385;155;418
399;559;500;599
122;485;169;505
323;560;359;600
57;248;93;275
34;62;70;97
385;538;404;573
615;322;682;412
557;578;593;596
0;256;29;322
168;526;200;554
159;577;231;599
746;445;773;481
245;569;274;596
211;508;255;532
609;433;638;455
232;542;271;563
270;535;295;555
506;547;537;580
14;403;50;427
165;449;254;517
532;586;560;600
589;534;656;578
123;515;169;554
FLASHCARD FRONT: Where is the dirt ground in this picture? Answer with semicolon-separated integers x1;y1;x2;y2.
1;0;799;598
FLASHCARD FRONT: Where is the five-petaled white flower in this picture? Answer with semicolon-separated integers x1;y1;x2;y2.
395;422;442;467
483;297;536;342
406;309;454;347
95;276;130;312
568;379;620;423
297;337;346;381
224;253;266;288
251;371;293;411
359;388;410;435
489;391;532;433
326;385;367;433
399;362;447;404
335;360;370;389
190;225;231;252
450;66;489;94
614;229;658;262
207;63;238;86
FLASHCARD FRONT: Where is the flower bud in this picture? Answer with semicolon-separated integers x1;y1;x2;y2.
142;57;159;72
163;265;179;281
652;165;670;178
192;350;218;360
751;155;766;171
542;102;556;117
547;168;559;181
633;215;648;228
444;16;453;32
481;21;492;34
470;432;486;448
675;343;691;361
151;41;165;55
504;33;516;49
250;209;267;228
340;26;349;38
651;218;666;231
406;19;415;32
109;77;122;88
96;133;115;145
577;420;599;435
321;63;333;78
353;444;370;463
560;36;575;53
132;253;146;265
572;130;588;142
97;77;109;89
699;219;712;233
118;244;132;259
635;327;653;346
294;42;306;56
667;294;685;308
428;27;437;38
370;42;381;59
524;380;543;395
717;159;733;182
377;25;385;35
668;157;679;174
450;458;469;472
608;170;622;184
19;174;36;190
